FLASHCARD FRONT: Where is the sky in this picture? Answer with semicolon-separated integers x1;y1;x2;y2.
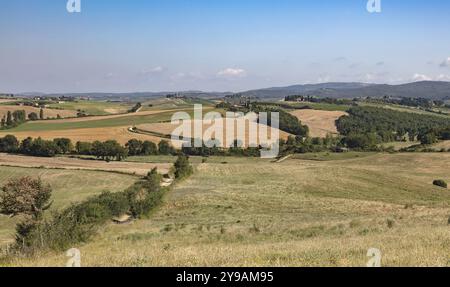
1;0;450;93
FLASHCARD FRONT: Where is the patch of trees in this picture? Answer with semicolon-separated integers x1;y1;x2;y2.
336;106;450;145
1;110;27;129
367;96;445;109
284;95;353;105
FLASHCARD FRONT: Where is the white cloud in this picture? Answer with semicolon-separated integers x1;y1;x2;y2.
440;57;450;68
412;73;432;81
437;74;450;81
411;73;450;82
217;68;247;78
140;66;165;75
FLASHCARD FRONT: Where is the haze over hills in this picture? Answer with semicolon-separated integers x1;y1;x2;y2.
240;81;450;100
11;81;450;101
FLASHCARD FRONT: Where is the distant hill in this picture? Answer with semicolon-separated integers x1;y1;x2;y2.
241;81;450;100
16;81;450;101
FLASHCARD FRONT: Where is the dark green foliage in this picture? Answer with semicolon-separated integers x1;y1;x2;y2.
158;140;175;155
337;106;450;144
0;135;19;153
419;133;438;145
53;138;73;154
142;140;158;155
174;155;193;179
6;111;12;126
28;112;39;121
126;182;163;218
126;139;143;156
28;137;59;157
433;180;447;189
12;110;26;123
39;108;44;120
75;141;93;155
343;133;378;150
92;140;128;161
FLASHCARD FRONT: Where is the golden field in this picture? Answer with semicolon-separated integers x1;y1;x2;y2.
5;152;450;267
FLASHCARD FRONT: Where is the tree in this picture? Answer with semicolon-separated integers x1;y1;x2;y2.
28;112;39;121
145;167;161;192
20;137;33;154
6;111;13;126
174;155;193;179
29;137;59;157
53;138;73;154
158;140;173;155
419;133;437;145
0;177;52;220
126;139;143;156
75;141;93;155
39;108;44;120
0;135;19;153
1;116;5;128
142;140;158;155
12;110;26;123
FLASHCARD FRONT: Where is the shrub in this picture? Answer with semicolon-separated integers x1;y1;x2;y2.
174;155;193;179
433;180;448;189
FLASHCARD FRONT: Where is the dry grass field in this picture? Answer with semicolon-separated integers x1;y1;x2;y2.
0;106;77;120
136;119;290;148
0;126;164;145
290;110;348;137
8;152;450;267
433;140;450;150
0;153;171;176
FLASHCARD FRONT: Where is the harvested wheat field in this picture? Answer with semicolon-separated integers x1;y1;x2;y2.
0;153;171;176
0;126;164;145
290;109;348;138
0;106;77;119
136;119;290;148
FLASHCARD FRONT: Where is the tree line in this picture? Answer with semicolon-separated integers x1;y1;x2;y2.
1;109;46;130
0;135;177;160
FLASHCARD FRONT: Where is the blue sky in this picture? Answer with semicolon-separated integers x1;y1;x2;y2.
1;0;450;93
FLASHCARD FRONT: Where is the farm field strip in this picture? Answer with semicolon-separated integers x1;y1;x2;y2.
290;109;348;137
0;153;171;176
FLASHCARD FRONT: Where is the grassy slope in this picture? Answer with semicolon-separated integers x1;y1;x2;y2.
11;153;450;267
0;167;136;245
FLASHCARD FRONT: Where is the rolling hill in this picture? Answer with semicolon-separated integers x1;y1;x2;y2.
241;81;450;100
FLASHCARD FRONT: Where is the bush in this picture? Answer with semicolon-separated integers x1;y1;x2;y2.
433;180;448;189
174;155;193;179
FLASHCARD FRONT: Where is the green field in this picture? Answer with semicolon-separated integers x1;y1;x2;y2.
5;107;220;133
48;100;134;116
9;153;450;267
141;98;216;111
0;166;136;245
